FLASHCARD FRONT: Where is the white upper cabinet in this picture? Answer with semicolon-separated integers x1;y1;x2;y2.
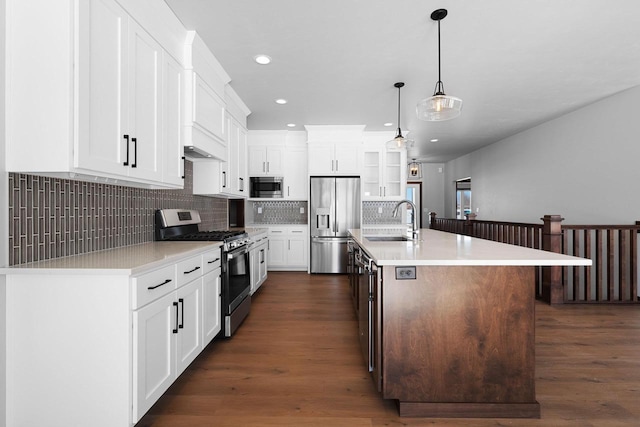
361;147;407;200
247;130;307;200
192;87;250;198
183;31;231;161
305;125;364;175
162;53;186;186
126;20;163;182
5;0;186;189
284;147;308;200
248;146;285;176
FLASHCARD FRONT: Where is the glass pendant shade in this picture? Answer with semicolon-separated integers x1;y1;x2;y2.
386;82;414;149
408;159;422;179
386;131;414;149
416;93;463;121
417;9;462;122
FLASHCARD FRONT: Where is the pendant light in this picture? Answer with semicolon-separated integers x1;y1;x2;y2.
408;158;422;179
416;9;462;121
386;82;414;149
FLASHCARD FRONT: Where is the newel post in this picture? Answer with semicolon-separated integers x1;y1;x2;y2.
464;213;477;236
429;212;437;229
541;215;564;304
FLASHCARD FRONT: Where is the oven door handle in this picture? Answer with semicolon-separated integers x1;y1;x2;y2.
227;246;250;259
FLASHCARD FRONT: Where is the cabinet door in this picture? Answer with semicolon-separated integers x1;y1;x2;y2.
382;150;405;199
248;146;267;176
202;269;222;345
334;145;360;174
128;21;162;182
287;235;307;267
307;145;334;175
237;126;248;196
162;53;184;186
362;149;383;199
284;148;308;199
133;291;176;421
192;74;226;143
258;243;269;284
265;146;284;175
77;0;129;175
267;236;287;267
176;278;203;375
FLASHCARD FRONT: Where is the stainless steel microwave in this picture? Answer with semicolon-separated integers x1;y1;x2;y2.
250;177;284;198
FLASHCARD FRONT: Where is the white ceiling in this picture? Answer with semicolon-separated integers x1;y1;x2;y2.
165;0;640;162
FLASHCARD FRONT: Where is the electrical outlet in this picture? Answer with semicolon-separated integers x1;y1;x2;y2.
257;207;263;214
378;207;383;214
395;266;416;280
300;207;305;214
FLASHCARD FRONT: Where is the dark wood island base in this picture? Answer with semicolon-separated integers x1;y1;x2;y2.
378;265;541;418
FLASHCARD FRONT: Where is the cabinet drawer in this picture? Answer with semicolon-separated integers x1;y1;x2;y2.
268;227;288;235
176;255;204;287
132;264;176;309
202;249;222;275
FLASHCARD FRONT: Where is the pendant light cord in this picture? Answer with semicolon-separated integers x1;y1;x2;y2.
397;85;401;134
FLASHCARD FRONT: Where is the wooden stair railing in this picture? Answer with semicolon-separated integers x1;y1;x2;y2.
429;212;640;304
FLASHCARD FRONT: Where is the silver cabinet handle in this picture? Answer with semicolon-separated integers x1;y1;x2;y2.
335;159;338;171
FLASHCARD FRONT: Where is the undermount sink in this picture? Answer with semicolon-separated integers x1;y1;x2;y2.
366;236;410;242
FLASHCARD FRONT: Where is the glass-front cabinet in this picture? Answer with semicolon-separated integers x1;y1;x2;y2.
362;148;406;200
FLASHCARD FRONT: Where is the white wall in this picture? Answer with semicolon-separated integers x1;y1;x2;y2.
1;0;8;423
444;85;640;224
417;163;445;226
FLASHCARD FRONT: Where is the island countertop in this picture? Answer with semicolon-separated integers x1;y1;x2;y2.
349;228;592;267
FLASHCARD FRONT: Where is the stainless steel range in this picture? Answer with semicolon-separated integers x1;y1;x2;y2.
155;209;252;337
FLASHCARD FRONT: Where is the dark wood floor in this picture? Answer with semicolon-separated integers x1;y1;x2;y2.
138;272;640;426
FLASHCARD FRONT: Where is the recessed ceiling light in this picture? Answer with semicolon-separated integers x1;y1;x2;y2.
430;138;439;142
383;122;393;127
287;123;296;128
275;99;287;105
254;54;271;65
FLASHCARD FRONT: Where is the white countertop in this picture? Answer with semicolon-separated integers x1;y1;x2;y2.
0;241;222;275
349;228;592;267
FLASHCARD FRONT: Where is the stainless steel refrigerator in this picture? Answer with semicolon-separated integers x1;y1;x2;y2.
310;177;361;273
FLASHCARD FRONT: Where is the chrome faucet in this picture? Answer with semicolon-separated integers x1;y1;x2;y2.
392;199;418;238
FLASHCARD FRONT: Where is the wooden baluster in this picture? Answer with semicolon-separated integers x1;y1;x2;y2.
585;229;592;302
607;230;615;301
619;230;627;301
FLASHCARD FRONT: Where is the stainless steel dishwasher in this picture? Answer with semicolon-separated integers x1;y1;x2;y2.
355;248;379;384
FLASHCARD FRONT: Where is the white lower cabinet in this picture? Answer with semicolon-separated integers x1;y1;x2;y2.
202;269;222;344
250;233;269;294
133;291;177;419
4;244;222;427
267;226;308;271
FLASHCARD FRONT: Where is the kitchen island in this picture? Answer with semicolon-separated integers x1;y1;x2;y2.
348;228;591;418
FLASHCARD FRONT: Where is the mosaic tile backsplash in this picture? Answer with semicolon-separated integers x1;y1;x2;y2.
8;161;227;266
250;201;308;224
362;201;403;225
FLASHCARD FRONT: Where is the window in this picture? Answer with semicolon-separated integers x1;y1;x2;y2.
455;178;471;219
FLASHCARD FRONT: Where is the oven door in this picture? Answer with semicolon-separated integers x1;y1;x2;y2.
224;245;251;314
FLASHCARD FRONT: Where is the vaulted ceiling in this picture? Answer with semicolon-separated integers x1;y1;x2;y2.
166;0;640;162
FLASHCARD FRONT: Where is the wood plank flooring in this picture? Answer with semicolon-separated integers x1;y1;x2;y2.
137;272;640;426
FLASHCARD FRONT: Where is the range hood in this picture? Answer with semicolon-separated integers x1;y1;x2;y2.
184;145;216;159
